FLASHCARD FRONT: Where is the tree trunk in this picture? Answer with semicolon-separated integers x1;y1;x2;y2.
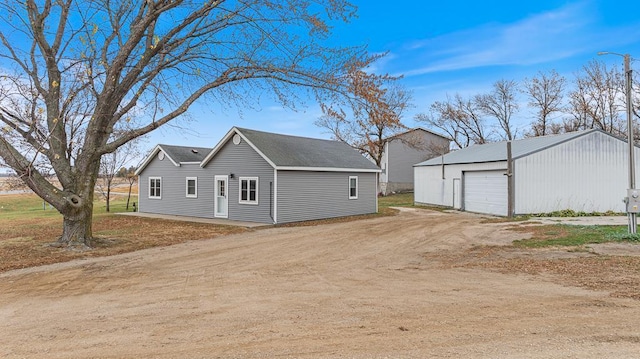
58;201;93;249
56;187;95;248
106;184;111;212
126;182;133;210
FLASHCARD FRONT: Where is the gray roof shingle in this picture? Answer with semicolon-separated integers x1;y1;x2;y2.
236;127;380;170
416;129;597;166
159;144;212;163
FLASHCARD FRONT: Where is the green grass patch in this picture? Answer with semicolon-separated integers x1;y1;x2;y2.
0;193;138;221
513;224;639;248
378;192;414;208
377;192;452;212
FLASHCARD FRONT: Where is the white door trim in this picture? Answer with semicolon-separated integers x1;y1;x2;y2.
214;175;229;218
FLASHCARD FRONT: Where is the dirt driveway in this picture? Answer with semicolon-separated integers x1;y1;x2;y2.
1;208;640;358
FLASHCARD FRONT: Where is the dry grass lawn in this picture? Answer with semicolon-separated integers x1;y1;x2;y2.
0;193;245;272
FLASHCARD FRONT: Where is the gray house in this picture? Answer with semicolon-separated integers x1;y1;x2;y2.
136;127;380;224
378;127;450;195
414;129;639;216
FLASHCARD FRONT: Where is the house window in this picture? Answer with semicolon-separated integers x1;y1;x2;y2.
149;177;162;199
239;177;258;204
186;177;197;198
349;176;358;199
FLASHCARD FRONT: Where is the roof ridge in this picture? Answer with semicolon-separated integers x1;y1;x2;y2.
236;127;340;143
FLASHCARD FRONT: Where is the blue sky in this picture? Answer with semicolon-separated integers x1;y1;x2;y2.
147;0;640;151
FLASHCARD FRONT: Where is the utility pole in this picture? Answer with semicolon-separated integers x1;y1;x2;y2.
624;54;637;234
598;51;637;234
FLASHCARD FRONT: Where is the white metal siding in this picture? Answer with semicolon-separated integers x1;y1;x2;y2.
463;170;508;216
414;161;507;207
515;131;639;214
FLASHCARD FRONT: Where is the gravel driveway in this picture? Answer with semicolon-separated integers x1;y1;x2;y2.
1;208;640;358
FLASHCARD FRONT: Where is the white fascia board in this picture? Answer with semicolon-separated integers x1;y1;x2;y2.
200;127;277;169
235;130;278;169
200;127;237;167
275;166;381;173
134;144;179;175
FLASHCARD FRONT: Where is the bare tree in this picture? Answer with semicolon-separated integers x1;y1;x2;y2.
121;167;137;211
522;70;566;137
0;0;367;247
416;93;488;149
315;69;412;167
96;140;141;212
475;79;520;141
566;60;624;136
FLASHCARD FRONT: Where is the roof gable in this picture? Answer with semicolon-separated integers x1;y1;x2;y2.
135;144;212;175
386;127;450;142
201;127;380;172
415;129;602;166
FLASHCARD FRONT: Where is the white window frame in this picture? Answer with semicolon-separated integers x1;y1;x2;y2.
239;177;259;205
186;177;198;198
348;176;358;199
149;176;162;199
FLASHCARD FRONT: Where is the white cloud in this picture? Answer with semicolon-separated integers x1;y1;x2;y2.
396;1;640;77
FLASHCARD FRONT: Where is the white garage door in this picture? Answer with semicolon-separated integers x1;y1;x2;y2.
463;170;508;216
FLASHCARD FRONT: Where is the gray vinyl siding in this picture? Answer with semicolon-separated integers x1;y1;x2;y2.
387;133;449;184
277;171;377;223
138;160;214;218
204;136;275;223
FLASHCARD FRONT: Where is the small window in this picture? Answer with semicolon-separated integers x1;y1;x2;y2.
239;177;258;204
149;177;162;199
349;176;358;199
186;177;197;198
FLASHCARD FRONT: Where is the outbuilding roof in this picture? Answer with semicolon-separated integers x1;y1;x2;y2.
415;129;598;166
200;127;381;172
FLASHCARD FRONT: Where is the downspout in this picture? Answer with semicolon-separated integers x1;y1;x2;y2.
137;175;140;212
376;172;379;213
273;168;278;224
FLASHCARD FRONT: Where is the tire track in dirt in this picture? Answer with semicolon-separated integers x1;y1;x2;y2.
1;208;640;358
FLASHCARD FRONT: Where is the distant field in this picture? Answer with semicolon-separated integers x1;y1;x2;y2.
0;177;138;195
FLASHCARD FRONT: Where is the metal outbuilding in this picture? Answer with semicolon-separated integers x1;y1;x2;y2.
414;129;640;216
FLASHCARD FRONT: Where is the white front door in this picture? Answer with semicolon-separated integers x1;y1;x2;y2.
214;175;228;218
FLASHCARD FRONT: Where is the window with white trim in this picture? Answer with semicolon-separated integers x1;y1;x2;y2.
348;176;358;199
239;177;258;204
186;177;197;198
149;177;162;199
